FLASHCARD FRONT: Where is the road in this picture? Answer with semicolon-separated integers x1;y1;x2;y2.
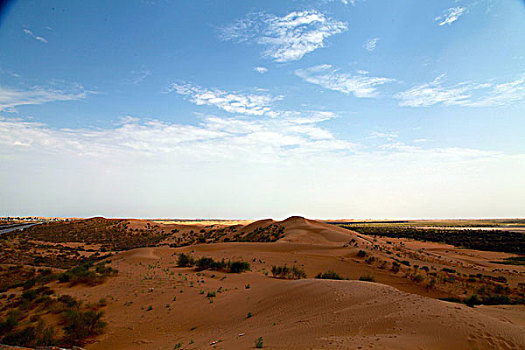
0;222;41;235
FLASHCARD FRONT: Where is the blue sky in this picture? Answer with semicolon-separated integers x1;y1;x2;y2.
0;0;524;219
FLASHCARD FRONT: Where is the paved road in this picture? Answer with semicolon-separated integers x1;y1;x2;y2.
0;222;41;235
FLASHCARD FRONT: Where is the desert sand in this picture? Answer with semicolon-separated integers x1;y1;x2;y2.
1;217;524;349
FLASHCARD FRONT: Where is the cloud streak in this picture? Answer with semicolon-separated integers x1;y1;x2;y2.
435;7;466;26
296;65;394;98
220;10;347;62
166;82;280;116
23;28;48;43
0;84;91;111
364;38;379;51
395;75;525;107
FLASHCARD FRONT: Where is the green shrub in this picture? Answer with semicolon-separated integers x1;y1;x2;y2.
271;265;306;279
22;289;37;301
58;295;80;308
464;294;482;307
482;294;512;305
440;297;462;303
255;336;264;348
63;309;106;344
359;274;375;282
177;253;194;267
411;274;425;283
292;266;306;279
195;257;215;271
315;271;343;280
0;310;21;336
2;326;36;347
357;250;367;257
229;261;250;273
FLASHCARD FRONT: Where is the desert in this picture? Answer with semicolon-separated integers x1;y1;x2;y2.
0;217;523;349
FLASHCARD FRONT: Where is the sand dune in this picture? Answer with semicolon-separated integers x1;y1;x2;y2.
2;216;523;349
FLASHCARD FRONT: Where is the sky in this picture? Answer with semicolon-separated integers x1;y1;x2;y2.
0;0;524;219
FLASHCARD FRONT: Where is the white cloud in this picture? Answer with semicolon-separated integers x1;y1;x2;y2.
465;78;525;107
254;66;268;74
435;7;466;26
0;84;90;111
2;115;524;219
23;28;48;43
129;68;151;85
166;82;280;116
364;38;379;51
295;65;394;98
370;131;398;141
0;111;347;162
220;10;347;62
395;75;525;107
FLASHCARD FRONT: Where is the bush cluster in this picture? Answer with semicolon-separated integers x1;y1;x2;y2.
58;262;117;286
177;254;250;273
315;270;344;280
271;265;306;279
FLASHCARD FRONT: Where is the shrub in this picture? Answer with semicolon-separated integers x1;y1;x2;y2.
272;265;289;278
95;263;118;277
357;250;367;258
439;297;462;303
464;294;482;307
195;257;215;271
22;289;37;301
315;271;343;280
63;309;106;344
391;262;400;274
359;274;375;282
177;253;194;267
255;336;264;348
271;265;305;279
59;263;101;286
2;326;36;347
292;266;306;279
0;310;21;336
58;295;80;308
482;294;512;305
229;261;250;273
411;274;425;283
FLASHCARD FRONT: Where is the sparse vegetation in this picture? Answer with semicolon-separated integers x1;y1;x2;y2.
271;265;306;279
340;224;525;254
359;274;375;282
255;336;264;348
315;271;343;280
178;254;250;273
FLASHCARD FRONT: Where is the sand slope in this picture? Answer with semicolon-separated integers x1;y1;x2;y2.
34;217;523;350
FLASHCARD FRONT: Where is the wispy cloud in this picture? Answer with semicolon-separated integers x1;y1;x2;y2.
435;7;466;26
254;66;268;74
0;110;348;161
0;84;91;111
364;38;379;51
295;65;394;98
129;68;151;85
23;28;48;43
166;82;281;116
370;131;398;141
3;114;523;218
220;10;347;62
395;75;525;107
